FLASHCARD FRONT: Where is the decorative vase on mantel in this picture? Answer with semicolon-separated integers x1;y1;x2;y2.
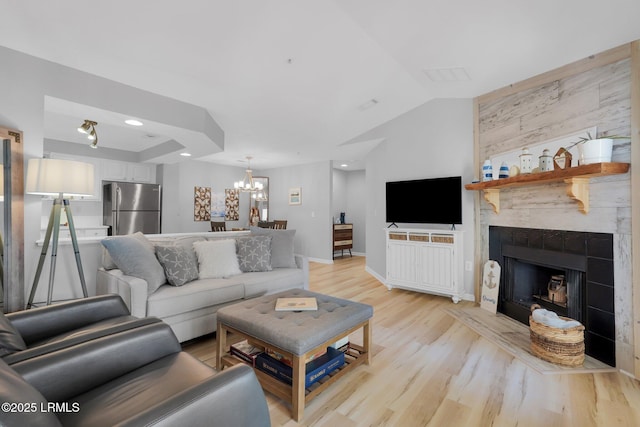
578;138;613;165
519;148;533;174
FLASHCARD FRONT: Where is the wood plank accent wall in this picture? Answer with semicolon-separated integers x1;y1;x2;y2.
472;42;637;375
631;40;640;378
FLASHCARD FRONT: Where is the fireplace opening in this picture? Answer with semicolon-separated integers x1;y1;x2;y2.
512;261;567;312
502;256;586;326
489;226;615;366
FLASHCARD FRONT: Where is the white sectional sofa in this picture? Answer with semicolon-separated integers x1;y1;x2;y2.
96;230;309;342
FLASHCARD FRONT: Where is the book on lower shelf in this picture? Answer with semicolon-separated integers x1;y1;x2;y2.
230;340;264;367
255;346;345;388
266;347;327;367
330;336;349;351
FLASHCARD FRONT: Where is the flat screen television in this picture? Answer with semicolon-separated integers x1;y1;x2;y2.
386;176;462;226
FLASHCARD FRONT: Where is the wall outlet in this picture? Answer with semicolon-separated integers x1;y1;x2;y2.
465;261;473;271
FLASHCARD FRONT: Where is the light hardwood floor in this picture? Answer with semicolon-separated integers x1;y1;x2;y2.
183;256;640;426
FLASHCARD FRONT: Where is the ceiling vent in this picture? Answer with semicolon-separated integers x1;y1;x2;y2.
423;67;471;82
357;98;379;112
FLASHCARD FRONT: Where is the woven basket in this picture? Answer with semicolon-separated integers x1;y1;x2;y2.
529;304;585;366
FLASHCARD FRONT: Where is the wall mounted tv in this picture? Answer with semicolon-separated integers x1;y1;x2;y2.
385;176;462;226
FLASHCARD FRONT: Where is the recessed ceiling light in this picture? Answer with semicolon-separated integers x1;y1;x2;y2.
341;164;349;168
180;152;192;157
125;119;143;126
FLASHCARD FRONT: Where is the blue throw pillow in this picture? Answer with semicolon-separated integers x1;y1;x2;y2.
101;233;166;294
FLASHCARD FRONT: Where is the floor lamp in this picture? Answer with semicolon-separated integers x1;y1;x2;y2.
25;158;95;308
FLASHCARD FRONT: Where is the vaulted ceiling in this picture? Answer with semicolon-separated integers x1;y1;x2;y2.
2;1;639;169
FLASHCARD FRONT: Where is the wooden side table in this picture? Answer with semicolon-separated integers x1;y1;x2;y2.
333;223;353;259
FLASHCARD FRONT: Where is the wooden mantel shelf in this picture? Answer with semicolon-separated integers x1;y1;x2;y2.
464;162;630;214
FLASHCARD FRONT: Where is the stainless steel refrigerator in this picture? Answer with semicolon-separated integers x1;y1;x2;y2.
103;182;162;235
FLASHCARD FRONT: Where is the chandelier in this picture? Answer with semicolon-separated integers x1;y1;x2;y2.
252;190;268;202
234;156;264;193
77;119;99;148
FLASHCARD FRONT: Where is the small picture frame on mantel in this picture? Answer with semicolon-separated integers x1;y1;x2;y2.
288;187;301;205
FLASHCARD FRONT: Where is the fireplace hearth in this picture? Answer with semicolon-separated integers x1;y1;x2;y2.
489;226;615;366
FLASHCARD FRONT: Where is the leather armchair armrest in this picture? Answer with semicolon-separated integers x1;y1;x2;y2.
12;322;181;403
112;364;271;427
7;295;130;345
2;317;162;365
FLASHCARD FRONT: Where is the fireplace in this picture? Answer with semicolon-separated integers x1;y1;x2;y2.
489;226;615;366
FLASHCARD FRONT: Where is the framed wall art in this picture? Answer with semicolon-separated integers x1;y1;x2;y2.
288;187;301;205
194;186;211;221
225;188;240;220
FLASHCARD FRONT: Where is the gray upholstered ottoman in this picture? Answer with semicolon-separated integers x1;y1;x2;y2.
216;289;373;421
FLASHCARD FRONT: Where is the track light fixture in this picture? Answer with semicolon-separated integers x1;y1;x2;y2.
77;120;99;148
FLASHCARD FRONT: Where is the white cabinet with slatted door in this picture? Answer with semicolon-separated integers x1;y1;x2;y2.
385;229;463;303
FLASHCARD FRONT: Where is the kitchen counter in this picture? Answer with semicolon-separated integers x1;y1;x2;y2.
35;230;250;246
39;226;110;241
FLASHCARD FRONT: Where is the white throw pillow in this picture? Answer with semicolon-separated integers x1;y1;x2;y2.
193;239;242;279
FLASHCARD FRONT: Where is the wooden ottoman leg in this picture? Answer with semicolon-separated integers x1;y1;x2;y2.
292;354;306;421
216;321;227;371
364;320;372;365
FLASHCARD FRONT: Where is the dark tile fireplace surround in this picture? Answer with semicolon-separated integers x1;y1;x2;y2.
489;226;615;366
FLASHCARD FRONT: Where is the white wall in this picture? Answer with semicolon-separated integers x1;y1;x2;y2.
346;170;366;254
332;169;348;224
361;98;476;297
161;160;251;233
160;159;334;261
263;161;333;262
153;162;365;262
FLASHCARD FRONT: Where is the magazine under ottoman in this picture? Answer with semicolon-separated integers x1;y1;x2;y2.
216;289;373;421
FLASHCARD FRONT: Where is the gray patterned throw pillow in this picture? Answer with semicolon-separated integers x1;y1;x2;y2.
155;245;199;286
236;235;273;272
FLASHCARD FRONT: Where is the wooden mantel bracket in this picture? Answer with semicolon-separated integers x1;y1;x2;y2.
483;189;500;214
564;177;590;214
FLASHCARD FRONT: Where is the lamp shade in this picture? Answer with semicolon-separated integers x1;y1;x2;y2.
26;158;95;197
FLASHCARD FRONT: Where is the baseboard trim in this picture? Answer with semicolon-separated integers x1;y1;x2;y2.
308;257;333;264
365;266;385;286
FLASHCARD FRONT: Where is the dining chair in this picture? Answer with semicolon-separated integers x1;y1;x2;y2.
210;221;226;232
273;220;287;230
258;221;275;229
